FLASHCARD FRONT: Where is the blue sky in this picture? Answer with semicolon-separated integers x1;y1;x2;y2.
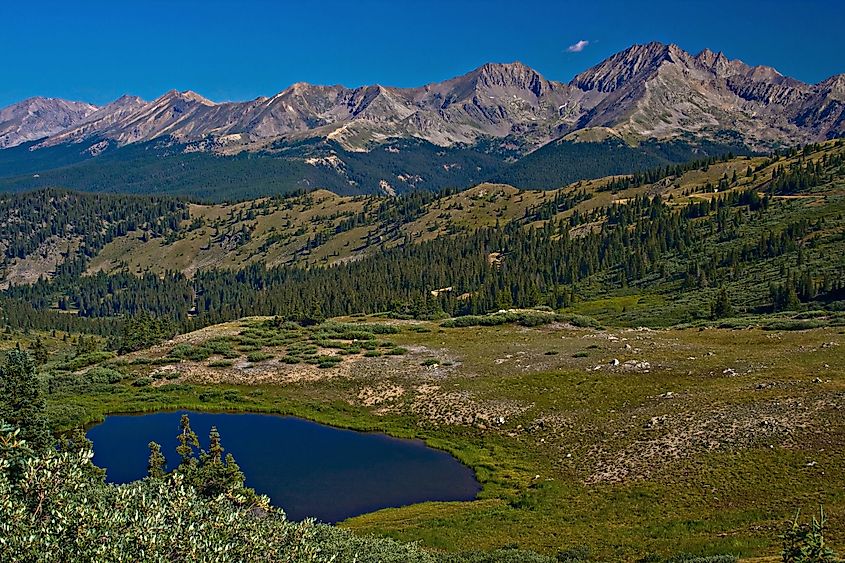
1;0;843;107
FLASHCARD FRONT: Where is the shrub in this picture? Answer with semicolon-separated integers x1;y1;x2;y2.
781;507;838;563
57;351;116;371
246;351;273;363
86;367;127;384
169;343;194;358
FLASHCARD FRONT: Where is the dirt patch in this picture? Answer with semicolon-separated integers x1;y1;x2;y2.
166;355;360;385
1;235;81;288
408;390;532;427
358;384;406;406
585;396;827;484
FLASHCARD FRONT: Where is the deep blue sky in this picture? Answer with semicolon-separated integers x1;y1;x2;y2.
2;0;843;107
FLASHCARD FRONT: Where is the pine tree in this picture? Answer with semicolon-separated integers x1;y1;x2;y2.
147;441;166;479
176;414;199;474
711;288;734;319
0;349;51;452
29;336;48;365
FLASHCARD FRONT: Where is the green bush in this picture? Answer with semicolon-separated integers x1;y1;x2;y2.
781;507;838;563
57;351;116;371
85;366;127;384
441;312;601;329
246;351;273;363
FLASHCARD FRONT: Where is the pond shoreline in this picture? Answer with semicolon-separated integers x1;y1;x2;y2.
87;408;482;523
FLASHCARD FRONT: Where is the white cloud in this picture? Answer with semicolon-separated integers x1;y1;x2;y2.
566;40;590;53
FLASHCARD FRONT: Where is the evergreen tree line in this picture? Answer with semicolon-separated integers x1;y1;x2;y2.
0;188;188;262
766;151;845;195
598;151;739;193
6;185;840;340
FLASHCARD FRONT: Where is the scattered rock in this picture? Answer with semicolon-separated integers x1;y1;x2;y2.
623;360;651;372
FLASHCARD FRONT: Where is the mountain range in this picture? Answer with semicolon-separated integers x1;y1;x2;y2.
0;42;842;199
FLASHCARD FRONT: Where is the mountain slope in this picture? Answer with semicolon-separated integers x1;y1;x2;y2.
2;138;842;290
24;62;577;154
0;97;98;148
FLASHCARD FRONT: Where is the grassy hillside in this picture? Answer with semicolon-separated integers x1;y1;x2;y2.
37;143;828;279
79;142;845;281
2;139;844;336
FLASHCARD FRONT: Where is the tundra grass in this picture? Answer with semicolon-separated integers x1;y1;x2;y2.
38;317;845;561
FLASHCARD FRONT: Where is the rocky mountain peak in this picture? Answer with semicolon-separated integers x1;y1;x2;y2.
158;90;215;106
816;74;845;100
470;61;550;97
0;97;98;148
570;41;679;93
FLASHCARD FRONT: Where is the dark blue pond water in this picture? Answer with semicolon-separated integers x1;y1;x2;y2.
86;410;480;522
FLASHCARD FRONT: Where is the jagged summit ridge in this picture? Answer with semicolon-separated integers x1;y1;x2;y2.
2;43;843;152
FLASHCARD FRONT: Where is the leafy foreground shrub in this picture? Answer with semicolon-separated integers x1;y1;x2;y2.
0;421;564;563
781;507;840;563
0;423;320;562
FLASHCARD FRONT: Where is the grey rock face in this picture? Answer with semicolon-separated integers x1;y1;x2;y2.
0;97;98;148
4;43;844;154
